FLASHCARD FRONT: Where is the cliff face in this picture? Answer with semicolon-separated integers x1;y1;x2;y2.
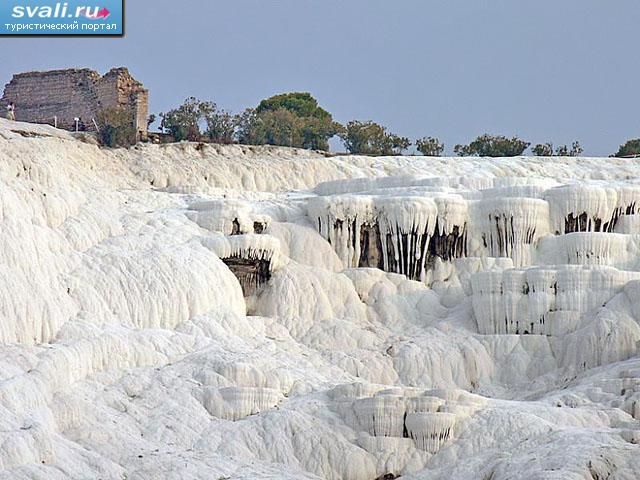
0;67;148;136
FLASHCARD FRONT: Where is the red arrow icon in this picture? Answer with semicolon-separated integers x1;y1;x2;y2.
95;7;110;19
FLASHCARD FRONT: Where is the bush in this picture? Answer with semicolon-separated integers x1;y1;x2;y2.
96;107;137;147
238;92;341;151
235;108;260;145
612;139;640;157
160;97;204;142
532;141;583;157
532;143;554;156
340;120;410;155
555;141;583;157
201;103;236;144
416;136;444;156
454;134;530;157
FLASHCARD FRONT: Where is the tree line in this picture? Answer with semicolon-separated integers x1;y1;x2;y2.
97;92;640;158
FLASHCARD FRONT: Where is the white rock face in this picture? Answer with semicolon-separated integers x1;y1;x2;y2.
0;118;639;479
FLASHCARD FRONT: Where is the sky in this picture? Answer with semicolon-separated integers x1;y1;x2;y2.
0;0;638;155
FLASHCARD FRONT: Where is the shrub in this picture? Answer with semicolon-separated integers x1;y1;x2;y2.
235;108;260;145
160;97;203;142
454;134;530;157
612;139;640;157
532;141;583;157
201;104;236;144
96;107;137;148
416;136;444;156
532;143;554;156
555;141;583;157
340;120;411;155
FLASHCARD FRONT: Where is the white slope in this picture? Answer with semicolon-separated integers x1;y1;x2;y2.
0;117;638;480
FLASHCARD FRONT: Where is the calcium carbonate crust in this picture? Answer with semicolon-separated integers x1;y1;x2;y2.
0;118;638;480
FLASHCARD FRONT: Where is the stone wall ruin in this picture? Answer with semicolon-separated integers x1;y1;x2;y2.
0;67;148;138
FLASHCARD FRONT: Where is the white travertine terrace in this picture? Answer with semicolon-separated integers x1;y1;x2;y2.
0;118;639;479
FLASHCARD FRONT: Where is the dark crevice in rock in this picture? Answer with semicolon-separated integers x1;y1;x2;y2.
231;218;241;235
358;223;384;269
427;221;467;264
222;256;271;297
253;221;266;234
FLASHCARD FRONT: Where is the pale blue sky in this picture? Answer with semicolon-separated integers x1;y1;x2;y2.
0;0;638;155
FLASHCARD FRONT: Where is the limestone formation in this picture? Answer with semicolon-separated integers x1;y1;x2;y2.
0;119;639;479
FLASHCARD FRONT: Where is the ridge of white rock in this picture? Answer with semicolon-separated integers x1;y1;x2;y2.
0;118;638;479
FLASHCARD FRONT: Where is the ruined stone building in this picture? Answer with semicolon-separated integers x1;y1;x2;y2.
0;67;149;138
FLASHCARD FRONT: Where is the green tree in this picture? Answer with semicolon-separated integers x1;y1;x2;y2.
96;107;137;148
612;139;640;157
200;102;236;144
254;108;304;147
242;92;340;150
454;134;530;157
300;115;343;151
532;143;554;156
235;108;260;145
257;92;329;119
160;97;203;142
340;120;411;155
555;141;583;157
416;136;445;156
533;141;583;157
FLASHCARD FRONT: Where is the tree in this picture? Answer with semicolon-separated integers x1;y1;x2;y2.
160;97;203;142
612;139;640;158
201;103;236;144
569;141;584;156
96;107;137;148
235;108;260;145
532;141;583;157
416;136;444;156
241;108;305;147
300;115;343;151
340;120;411;155
246;92;341;151
453;143;471;156
552;141;583;156
532;143;554;156
256;92;330;119
454;134;530;157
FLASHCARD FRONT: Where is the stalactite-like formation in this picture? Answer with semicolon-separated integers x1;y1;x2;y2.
474;198;549;267
405;412;457;453
221;256;272;297
201;387;283;421
545;185;640;235
471;266;640;335
427;221;467;264
332;384;486;455
202;234;284;297
308;195;466;281
308;182;640;289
